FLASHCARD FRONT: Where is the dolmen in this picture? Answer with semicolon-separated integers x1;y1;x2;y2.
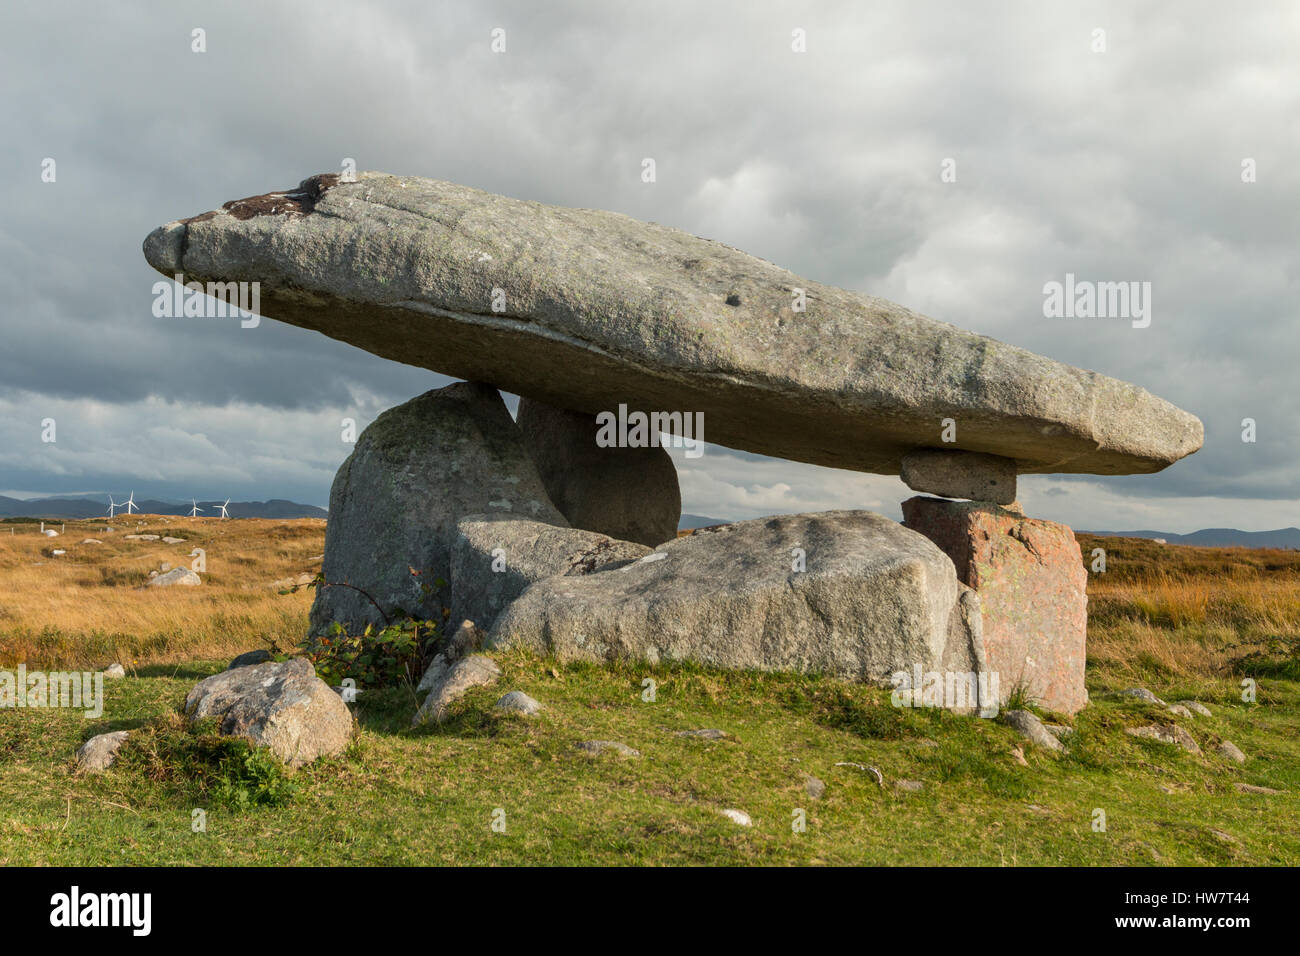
144;173;1202;716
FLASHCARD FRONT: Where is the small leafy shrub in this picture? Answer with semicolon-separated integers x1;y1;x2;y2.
298;617;437;689
212;745;297;809
114;713;297;809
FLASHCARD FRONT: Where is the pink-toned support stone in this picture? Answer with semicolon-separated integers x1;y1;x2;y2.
901;496;1088;715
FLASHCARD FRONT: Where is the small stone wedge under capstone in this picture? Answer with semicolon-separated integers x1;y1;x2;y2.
901;449;1018;505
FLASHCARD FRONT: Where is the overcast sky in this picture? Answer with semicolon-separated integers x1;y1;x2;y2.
1;1;1296;532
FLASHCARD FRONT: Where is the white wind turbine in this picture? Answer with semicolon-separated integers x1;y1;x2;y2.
106;495;120;518
188;499;203;518
217;498;231;519
123;491;139;515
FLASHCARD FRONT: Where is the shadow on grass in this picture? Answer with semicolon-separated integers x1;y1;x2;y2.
134;662;224;681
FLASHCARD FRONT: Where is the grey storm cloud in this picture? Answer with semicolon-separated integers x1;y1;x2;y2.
0;0;1295;528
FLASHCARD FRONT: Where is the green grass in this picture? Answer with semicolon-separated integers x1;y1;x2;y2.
2;650;1296;865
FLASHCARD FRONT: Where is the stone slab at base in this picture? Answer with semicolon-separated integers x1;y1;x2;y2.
901;496;1088;715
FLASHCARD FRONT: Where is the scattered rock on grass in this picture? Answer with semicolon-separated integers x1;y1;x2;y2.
1116;687;1167;706
1167;704;1193;718
1003;710;1064;752
894;779;924;793
1215;741;1246;764
147;568;201;587
162;536;185;544
1235;783;1282;795
103;663;126;679
720;808;752;826
184;658;353;767
835;762;885;787
1044;724;1075;740
75;730;131;772
804;775;826;800
413;654;502;725
1010;746;1028;766
1176;700;1211;717
575;740;640;758
675;728;728;740
495;690;542;716
1125;724;1201;755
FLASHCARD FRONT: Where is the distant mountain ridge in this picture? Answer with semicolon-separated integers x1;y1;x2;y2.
678;513;731;530
678;513;1299;549
1084;527;1300;549
0;496;326;519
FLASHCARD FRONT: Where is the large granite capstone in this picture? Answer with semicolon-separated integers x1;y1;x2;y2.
142;173;1202;477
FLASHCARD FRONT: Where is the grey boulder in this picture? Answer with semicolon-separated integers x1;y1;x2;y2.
495;690;542;716
310;382;566;635
143;172;1202;478
450;514;650;632
490;510;985;693
183;658;353;767
1125;724;1201;755
1002;710;1064;752
75;730;131;772
412;654;502;725
147;568;201;587
516;397;681;547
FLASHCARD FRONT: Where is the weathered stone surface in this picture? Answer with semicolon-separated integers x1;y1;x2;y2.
495;690;542;716
103;663;126;679
310;382;566;634
412;654;501;725
1117;687;1167;706
1215;740;1246;763
490;511;985;691
1125;724;1201;755
415;619;489;694
143;172;1202;478
183;658;353;767
1176;699;1211;717
902;496;1088;715
576;740;639;757
1235;783;1282;795
516;398;681;547
720;808;753;825
1003;709;1064;752
804;775;826;800
450;515;650;633
675;728;728;740
75;730;130;772
147;567;201;587
901;450;1017;504
1167;704;1193;718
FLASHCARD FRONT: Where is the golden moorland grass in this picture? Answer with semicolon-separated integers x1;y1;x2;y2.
1076;533;1300;685
0;516;325;669
1;519;1297;687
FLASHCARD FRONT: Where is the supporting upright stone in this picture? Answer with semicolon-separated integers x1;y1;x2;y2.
901;496;1088;715
310;382;566;635
516;397;681;547
901;449;1017;505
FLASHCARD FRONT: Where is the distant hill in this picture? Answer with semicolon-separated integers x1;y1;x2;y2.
0;496;327;520
678;513;732;530
1085;527;1300;549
